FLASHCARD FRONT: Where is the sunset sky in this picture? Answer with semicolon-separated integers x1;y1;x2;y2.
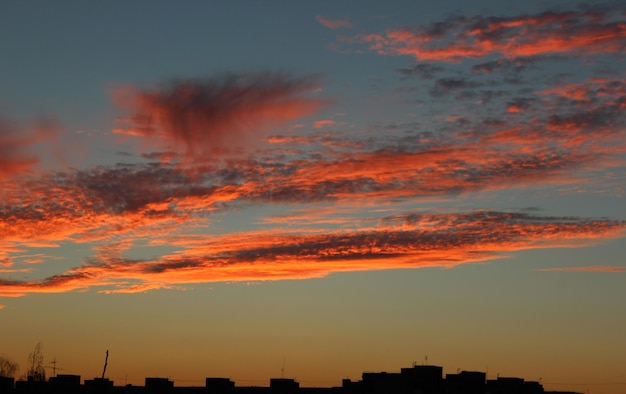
1;1;625;393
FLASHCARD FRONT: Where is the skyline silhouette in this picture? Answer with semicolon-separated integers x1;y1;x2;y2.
0;360;587;394
1;346;621;394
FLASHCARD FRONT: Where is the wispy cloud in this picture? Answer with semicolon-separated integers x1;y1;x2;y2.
342;6;625;62
0;211;623;296
112;72;328;159
313;119;336;129
397;64;446;79
471;56;553;74
316;15;352;30
260;75;626;201
0;115;61;178
2;4;626;302
1;70;624;297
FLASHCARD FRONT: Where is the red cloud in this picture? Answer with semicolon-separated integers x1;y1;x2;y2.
316;15;352;30
0;115;61;178
0;211;623;296
1;74;623;259
345;8;626;62
2;62;626;302
253;74;626;203
507;105;521;113
112;73;328;159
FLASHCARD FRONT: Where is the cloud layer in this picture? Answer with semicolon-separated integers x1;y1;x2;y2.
344;7;626;62
2;5;626;300
1;211;623;296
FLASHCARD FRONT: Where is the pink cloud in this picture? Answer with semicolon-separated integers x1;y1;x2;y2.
316;15;352;30
344;8;625;62
313;119;336;129
0;115;61;178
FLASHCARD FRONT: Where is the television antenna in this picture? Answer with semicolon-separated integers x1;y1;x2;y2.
46;357;64;377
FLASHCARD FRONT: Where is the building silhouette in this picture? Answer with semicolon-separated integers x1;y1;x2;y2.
445;371;485;394
49;374;81;394
358;364;443;394
206;378;235;394
0;363;583;394
0;377;15;393
84;377;115;394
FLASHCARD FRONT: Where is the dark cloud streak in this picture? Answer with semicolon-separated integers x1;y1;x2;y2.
113;72;328;160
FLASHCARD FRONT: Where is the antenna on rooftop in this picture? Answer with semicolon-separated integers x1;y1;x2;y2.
46;357;64;377
281;357;286;378
101;350;109;379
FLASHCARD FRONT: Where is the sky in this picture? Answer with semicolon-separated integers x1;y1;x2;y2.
0;0;625;392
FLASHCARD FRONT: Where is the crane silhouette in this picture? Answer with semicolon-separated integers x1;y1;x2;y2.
101;350;108;379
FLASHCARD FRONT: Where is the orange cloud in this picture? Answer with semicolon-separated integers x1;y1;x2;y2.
3;64;626;302
316;15;352;30
344;8;625;62
252;74;626;201
539;78;626;105
1;91;621;250
0;211;623;296
507;105;521;113
313;119;336;129
112;72;328;159
4;73;619;259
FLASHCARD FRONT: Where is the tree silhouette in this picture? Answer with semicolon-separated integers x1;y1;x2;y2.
26;343;45;382
0;355;18;378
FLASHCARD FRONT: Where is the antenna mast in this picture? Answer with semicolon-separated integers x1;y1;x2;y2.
46;357;64;377
101;350;109;379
